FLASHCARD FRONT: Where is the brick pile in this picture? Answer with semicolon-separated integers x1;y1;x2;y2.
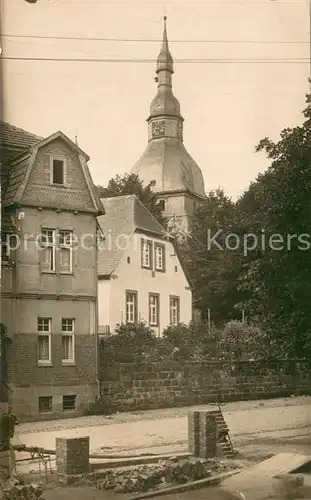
96;456;236;494
188;410;234;459
0;475;44;500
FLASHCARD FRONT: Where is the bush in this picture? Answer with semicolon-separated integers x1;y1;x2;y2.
161;321;218;361
218;320;268;360
100;320;268;365
101;322;159;363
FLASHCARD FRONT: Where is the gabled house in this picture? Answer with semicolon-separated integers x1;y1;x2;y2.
1;121;104;420
97;195;193;335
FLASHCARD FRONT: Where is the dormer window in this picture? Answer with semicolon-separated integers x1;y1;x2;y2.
50;156;66;186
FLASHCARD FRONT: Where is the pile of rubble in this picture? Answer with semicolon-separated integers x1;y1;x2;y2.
96;456;234;494
0;475;45;500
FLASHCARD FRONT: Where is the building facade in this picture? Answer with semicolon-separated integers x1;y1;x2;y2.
1;122;103;420
97;195;193;335
131;17;206;234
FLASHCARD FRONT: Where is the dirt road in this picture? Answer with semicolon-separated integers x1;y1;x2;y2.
13;396;311;459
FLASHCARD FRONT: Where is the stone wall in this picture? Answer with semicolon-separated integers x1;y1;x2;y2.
97;359;311;413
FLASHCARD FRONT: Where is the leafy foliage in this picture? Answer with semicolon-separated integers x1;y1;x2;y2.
101;322;159;363
97;173;166;225
181;93;311;358
218;320;269;360
236;94;311;358
183;189;245;325
100;321;265;364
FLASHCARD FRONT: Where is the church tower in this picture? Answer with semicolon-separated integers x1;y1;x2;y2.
131;17;206;233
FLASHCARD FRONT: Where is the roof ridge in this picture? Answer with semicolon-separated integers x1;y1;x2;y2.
100;193;136;202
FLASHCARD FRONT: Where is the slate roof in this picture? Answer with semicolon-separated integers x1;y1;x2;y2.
3;154;31;206
97;194;167;276
0;121;42;151
1;124;103;215
1;121;42;200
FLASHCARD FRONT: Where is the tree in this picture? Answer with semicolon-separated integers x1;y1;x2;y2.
183;189;245;325
236;92;311;358
97;173;166;225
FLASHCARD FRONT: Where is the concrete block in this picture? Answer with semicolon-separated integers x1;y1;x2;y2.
273;474;304;499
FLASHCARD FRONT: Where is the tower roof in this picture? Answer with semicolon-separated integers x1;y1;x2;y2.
131;18;206;199
149;17;182;121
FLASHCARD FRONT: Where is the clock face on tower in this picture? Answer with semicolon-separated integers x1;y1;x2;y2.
152;120;165;138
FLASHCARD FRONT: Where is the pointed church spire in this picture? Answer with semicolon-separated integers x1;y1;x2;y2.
148;17;183;124
157;16;173;74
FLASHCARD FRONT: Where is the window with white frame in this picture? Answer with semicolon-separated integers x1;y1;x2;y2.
37;317;52;363
51;157;65;185
59;230;73;273
61;318;75;362
141;239;152;269
170;296;180;326
155;243;165;271
149;294;159;326
40;229;55;271
126;291;137;323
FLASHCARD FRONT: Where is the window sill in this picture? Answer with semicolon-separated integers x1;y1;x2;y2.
41;271;56;275
59;271;74;276
155;268;165;273
62;361;76;366
142;266;152;270
38;362;53;367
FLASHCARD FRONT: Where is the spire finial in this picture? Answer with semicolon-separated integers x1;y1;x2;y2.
157;15;173;73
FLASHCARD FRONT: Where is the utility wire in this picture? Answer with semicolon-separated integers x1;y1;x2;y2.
1;56;309;63
17;1;309;3
1;34;308;43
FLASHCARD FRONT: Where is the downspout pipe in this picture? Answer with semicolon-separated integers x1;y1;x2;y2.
95;228;100;401
95;285;100;400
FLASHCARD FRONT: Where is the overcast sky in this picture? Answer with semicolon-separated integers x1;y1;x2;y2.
1;0;309;199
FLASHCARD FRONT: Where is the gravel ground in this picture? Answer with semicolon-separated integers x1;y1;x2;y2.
15;395;311;435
